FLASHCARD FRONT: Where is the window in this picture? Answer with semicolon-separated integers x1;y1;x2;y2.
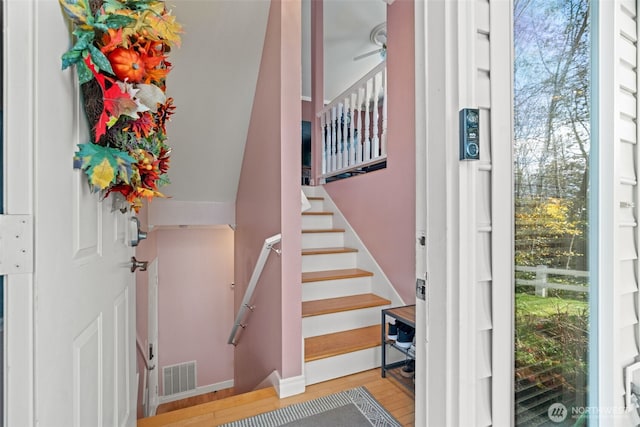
514;0;591;424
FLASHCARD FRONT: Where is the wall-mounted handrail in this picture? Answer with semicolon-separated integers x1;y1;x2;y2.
136;335;150;371
228;233;282;346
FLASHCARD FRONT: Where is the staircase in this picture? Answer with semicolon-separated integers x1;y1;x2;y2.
301;186;401;385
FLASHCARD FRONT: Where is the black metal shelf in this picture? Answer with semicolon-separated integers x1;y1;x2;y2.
381;305;416;394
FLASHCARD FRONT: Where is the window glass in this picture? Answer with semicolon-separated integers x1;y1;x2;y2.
514;0;591;424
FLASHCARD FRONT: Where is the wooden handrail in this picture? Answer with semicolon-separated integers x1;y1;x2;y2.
136;335;150;370
318;60;387;116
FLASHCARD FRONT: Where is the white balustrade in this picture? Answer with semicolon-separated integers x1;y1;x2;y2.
317;60;387;181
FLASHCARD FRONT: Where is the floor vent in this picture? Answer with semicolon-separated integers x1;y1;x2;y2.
162;361;197;396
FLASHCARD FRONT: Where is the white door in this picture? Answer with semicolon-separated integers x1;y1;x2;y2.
147;259;159;416
4;1;137;426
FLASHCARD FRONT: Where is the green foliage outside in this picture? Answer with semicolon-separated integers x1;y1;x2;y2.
515;294;588;383
514;0;591;421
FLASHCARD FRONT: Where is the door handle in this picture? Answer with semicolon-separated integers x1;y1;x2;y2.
130;256;148;273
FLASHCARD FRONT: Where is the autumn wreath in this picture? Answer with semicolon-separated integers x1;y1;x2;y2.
59;0;182;212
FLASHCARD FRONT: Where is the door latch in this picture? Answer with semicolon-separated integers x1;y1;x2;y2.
416;277;426;300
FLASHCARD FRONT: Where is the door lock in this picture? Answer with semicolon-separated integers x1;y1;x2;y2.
129;217;148;247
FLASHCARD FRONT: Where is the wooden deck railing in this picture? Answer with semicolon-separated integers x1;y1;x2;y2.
515;265;589;297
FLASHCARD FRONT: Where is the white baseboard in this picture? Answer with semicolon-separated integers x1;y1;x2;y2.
158;379;234;404
264;371;306;398
277;374;306;398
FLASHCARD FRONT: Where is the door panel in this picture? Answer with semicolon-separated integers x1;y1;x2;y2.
4;1;136;426
72;173;101;260
73;316;103;427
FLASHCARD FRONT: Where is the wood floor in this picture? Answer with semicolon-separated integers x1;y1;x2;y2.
138;369;415;426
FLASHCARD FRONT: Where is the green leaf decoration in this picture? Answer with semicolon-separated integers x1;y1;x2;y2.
61;29;94;70
61;49;82;70
101;0;126;13
77;58;93;84
87;45;114;75
102;14;136;29
75;143;135;190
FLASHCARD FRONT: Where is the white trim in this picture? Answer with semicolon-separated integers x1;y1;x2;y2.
489;0;514;425
5;0;36;426
275;374;305;399
258;370;305;398
421;0;454;425
254;370;280;391
456;1;478;424
147;200;235;228
595;0;617;415
413;0;427;425
157;379;234;405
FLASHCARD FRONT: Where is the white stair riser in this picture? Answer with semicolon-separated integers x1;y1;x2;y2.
302;277;372;301
301;252;357;272
301;186;320;197
301;232;344;248
302;214;334;229
303;307;389;338
308;200;324;211
304;347;381;386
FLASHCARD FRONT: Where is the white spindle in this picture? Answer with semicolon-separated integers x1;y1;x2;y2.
321;113;327;174
316;61;386;180
330;107;337;172
372;71;380;159
349;93;356;166
336;104;343;170
356;87;363;163
381;67;388;156
364;79;371;162
342;98;349;168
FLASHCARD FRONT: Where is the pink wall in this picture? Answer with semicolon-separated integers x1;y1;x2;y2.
302;99;313;123
234;0;302;392
156;228;235;393
323;0;416;303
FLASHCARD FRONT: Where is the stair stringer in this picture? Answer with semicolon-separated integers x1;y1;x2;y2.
302;186;405;308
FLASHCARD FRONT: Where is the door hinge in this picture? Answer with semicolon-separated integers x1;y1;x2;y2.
0;215;34;275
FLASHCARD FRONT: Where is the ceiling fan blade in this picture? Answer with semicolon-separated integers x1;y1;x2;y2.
353;47;384;61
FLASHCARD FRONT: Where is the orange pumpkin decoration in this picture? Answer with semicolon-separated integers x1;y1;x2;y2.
108;48;145;82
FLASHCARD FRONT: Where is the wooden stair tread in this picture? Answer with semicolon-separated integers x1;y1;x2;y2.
302;268;373;283
137;387;278;427
302;293;391;317
302;247;358;256
302;211;334;216
302;228;345;233
305;325;381;362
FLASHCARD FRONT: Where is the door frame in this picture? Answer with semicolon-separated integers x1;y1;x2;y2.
147;258;159;416
4;1;36;426
414;1;514;425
